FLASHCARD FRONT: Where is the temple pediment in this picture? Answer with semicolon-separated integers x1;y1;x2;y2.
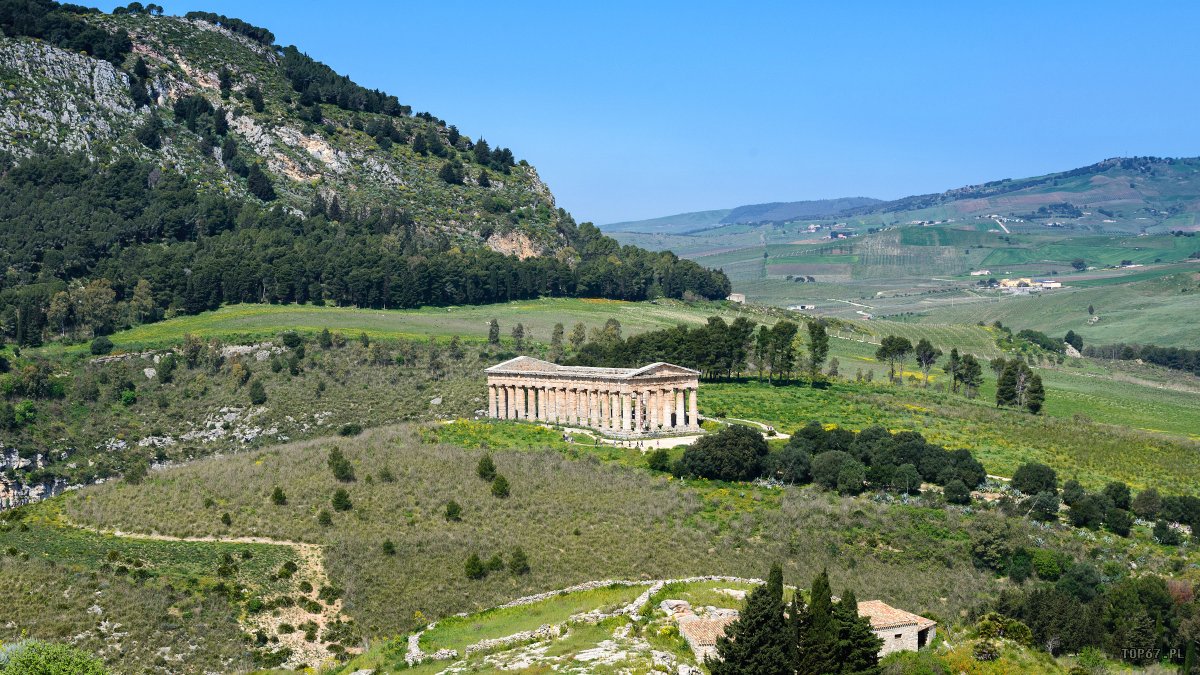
485;356;698;380
627;362;701;378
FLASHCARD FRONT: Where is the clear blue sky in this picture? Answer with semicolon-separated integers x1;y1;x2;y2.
108;1;1200;224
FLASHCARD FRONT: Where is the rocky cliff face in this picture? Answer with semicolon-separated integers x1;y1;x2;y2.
0;12;567;251
0;39;146;157
0;449;74;509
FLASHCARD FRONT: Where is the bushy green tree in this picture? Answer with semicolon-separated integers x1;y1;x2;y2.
944;479;971;505
1102;481;1132;510
1068;494;1105;529
271;487;287;505
1132;487;1161;519
676;424;769;481
487;319;500;345
445;499;462;521
1029;491;1061;522
1105;508;1133;537
646;448;672;472
1011;462;1057;495
1061;479;1085;507
763;442;811;484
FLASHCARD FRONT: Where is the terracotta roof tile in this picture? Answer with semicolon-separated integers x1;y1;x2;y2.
857;600;936;630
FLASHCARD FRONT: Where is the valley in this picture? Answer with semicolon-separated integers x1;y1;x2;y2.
0;2;1199;674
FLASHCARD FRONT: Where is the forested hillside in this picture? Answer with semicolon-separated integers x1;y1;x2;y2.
0;1;729;346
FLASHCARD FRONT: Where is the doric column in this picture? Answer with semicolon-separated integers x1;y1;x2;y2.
564;388;574;425
675;386;685;431
538;386;547;421
622;393;632;432
500;385;510;419
688;387;699;430
647;389;658;430
598;391;608;431
512;385;521;420
634;392;643;431
514;385;524;419
488;384;497;419
589;388;600;428
557;387;566;424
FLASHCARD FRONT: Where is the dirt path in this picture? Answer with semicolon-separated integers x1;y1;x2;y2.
63;521;347;668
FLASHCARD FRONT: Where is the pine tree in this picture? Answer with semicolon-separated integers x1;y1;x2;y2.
477;454;496;481
491;474;510;498
247;164;276;201
914;338;941;388
709;564;792;675
488;319;500;345
331;488;352;511
834;588;883;675
511;323;525;351
569;322;587;351
797;570;839;675
959;354;983;398
996;363;1018;407
943;348;961;393
1025;374;1045;414
271;487;287;505
508;547;530;575
465;553;486;579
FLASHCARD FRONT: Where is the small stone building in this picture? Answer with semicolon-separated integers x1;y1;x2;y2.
856;600;936;656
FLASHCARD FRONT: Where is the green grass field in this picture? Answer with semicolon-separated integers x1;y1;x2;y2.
100;298;763;351
701;381;1200;494
911;270;1200;347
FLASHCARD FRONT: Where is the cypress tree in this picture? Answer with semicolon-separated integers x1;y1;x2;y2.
709;564;792;675
834;588;882;674
789;589;811;672
797;570;839;675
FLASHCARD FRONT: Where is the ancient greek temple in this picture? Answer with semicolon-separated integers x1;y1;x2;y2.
485;356;701;436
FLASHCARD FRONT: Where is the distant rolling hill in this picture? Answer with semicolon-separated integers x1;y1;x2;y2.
602;208;732;233
603;197;881;234
843;156;1200;234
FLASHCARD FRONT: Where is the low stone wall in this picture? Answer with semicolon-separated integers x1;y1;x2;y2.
404;575;765;666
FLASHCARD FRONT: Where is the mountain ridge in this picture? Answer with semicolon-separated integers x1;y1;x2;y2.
603;197;881;234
